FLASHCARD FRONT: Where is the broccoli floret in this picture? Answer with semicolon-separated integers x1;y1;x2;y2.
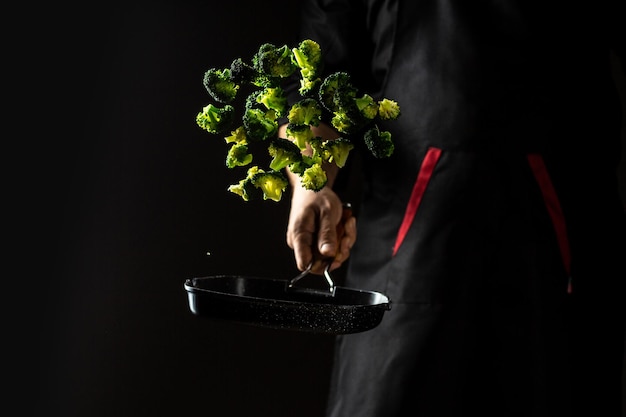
196;103;236;135
268;137;303;171
227;166;261;201
318;71;372;133
287;155;315;175
318;71;356;113
323;137;354;168
224;126;248;144
330;110;368;135
378;98;401;120
253;43;297;79
244;90;264;111
305;136;326;164
256;86;288;118
229;57;257;84
202;68;239;103
287;98;322;126
292;39;323;80
291;39;323;97
225;142;253;168
355;94;379;120
250;169;289;202
299;163;328;191
363;125;395;158
230;57;280;88
285;123;314;150
228;178;255;201
298;77;321;97
243;107;278;142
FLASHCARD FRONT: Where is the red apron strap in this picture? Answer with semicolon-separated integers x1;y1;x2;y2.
393;147;442;256
526;153;572;293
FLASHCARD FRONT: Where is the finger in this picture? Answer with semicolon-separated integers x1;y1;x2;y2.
329;215;357;271
291;230;314;271
287;209;317;271
316;208;342;259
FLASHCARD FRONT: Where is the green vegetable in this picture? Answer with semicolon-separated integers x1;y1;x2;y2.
287;98;322;126
292;39;322;81
224;126;248;144
323;137;354;168
355;94;379;120
230;57;279;88
378;98;401;120
203;68;239;103
364;125;395;158
227;166;260;201
318;71;355;113
243;107;278;142
196;103;235;135
292;39;323;96
300;163;327;191
250;169;289;202
225;142;253;168
256;86;288;118
196;38;400;202
285;123;315;150
253;43;298;79
268;137;303;171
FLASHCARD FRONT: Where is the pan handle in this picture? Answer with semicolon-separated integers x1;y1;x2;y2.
287;203;353;296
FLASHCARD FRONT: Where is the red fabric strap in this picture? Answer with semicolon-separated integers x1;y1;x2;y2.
393;147;442;256
526;153;572;293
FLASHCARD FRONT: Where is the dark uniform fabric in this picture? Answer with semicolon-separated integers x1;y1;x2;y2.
289;1;626;416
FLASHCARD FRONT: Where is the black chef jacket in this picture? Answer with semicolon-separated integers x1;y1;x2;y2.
287;1;626;416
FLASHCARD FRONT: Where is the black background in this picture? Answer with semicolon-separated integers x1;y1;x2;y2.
29;2;339;417
20;1;625;416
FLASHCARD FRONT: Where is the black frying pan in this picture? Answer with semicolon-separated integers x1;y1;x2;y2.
183;204;391;334
183;272;390;334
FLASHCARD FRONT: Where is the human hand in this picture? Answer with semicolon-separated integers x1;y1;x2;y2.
286;186;357;275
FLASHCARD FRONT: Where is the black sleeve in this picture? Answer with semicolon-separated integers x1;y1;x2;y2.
283;0;375;109
607;0;625;71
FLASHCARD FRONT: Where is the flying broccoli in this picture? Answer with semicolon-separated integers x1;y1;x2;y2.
298;77;322;97
378;98;401;120
355;94;379;120
323;137;354;168
230;57;280;88
197;38;400;203
244;90;264;111
300;163;328;191
256;86;288;118
253;43;297;79
202;68;239;103
292;39;323;80
363;125;395;158
285;123;314;150
224;126;248;144
318;71;373;134
287;155;315;175
228;166;261;201
318;71;356;113
225;142;253;168
250;169;289;202
307;136;326;162
196;103;235;135
243;107;278;142
268;137;303;171
292;39;323;96
287;98;322;126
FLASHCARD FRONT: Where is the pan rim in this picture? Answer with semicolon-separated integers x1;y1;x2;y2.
184;275;391;309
